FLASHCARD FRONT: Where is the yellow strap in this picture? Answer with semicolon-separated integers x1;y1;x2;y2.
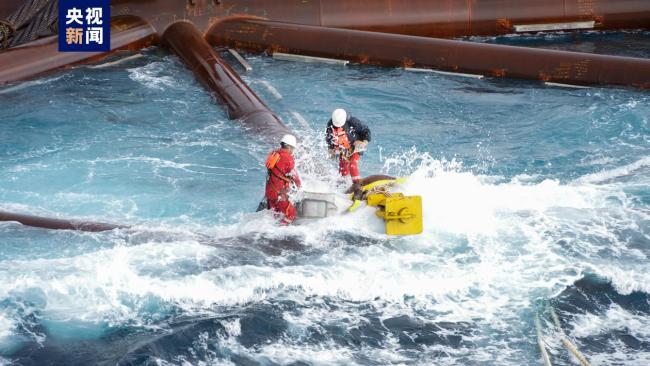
347;200;362;212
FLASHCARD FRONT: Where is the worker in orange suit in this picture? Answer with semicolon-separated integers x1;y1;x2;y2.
263;134;302;225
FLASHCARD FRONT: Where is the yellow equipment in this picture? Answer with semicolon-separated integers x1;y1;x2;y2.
367;193;423;236
348;177;423;236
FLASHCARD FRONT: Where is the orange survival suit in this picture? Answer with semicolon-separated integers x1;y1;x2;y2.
265;148;302;224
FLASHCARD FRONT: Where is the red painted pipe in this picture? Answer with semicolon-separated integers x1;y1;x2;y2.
0;210;124;232
4;0;650;42
0;15;158;85
162;20;291;138
203;0;650;38
206;18;650;89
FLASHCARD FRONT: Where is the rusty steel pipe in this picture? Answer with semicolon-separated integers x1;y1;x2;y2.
0;210;124;232
201;0;650;38
3;0;649;41
314;0;650;37
0;15;158;85
162;20;290;138
207;18;650;89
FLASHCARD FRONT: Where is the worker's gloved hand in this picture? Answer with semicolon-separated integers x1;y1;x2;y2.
328;149;338;159
353;140;368;152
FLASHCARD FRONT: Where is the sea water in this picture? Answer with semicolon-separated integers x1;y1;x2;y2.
0;34;649;365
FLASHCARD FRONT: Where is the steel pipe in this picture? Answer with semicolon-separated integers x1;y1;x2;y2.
0;15;158;85
206;18;650;89
203;0;650;38
162;20;290;138
0;210;123;232
3;0;650;41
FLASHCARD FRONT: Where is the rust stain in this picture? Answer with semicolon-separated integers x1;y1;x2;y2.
594;15;604;27
497;18;512;31
401;58;415;68
268;44;280;54
358;54;370;64
492;69;506;77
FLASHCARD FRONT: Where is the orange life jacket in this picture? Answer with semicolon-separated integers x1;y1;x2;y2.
265;151;281;170
265;150;291;185
332;127;351;150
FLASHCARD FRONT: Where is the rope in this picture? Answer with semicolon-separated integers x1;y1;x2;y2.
0;0;58;49
9;0;58;47
0;20;14;48
535;313;553;366
549;307;592;366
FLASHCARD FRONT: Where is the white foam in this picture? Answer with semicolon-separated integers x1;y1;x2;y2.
594;265;650;295
127;61;177;90
256;341;357;365
0;240;216;329
571;304;650;341
0;75;64;95
222;319;241;337
575;156;650;185
2;139;647;364
0;312;16;345
391;155;604;236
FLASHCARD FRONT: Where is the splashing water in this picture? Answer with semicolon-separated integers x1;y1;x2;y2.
0;36;649;365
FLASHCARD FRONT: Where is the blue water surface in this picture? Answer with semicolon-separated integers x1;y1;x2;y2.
0;33;649;365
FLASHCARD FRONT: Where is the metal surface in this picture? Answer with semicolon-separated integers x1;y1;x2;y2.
2;0;650;40
0;210;123;232
206;18;650;89
162;21;290;138
197;0;650;38
0;15;157;85
227;48;252;72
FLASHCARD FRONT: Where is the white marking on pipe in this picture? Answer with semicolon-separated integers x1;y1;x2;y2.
273;52;349;65
514;21;595;33
87;53;144;69
228;48;252;72
405;67;484;79
544;82;591;89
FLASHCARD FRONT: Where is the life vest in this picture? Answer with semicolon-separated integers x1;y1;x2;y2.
265;150;291;185
265;151;281;170
332;127;351;150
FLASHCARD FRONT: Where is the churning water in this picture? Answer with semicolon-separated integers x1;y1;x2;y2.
0;33;649;365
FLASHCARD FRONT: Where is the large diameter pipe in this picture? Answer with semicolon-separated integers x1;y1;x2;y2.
0;210;123;232
206;18;650;89
207;0;650;37
320;0;650;37
0;15;158;85
162;21;290;138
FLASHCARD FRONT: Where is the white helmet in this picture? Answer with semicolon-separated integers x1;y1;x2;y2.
332;108;347;128
280;134;297;148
